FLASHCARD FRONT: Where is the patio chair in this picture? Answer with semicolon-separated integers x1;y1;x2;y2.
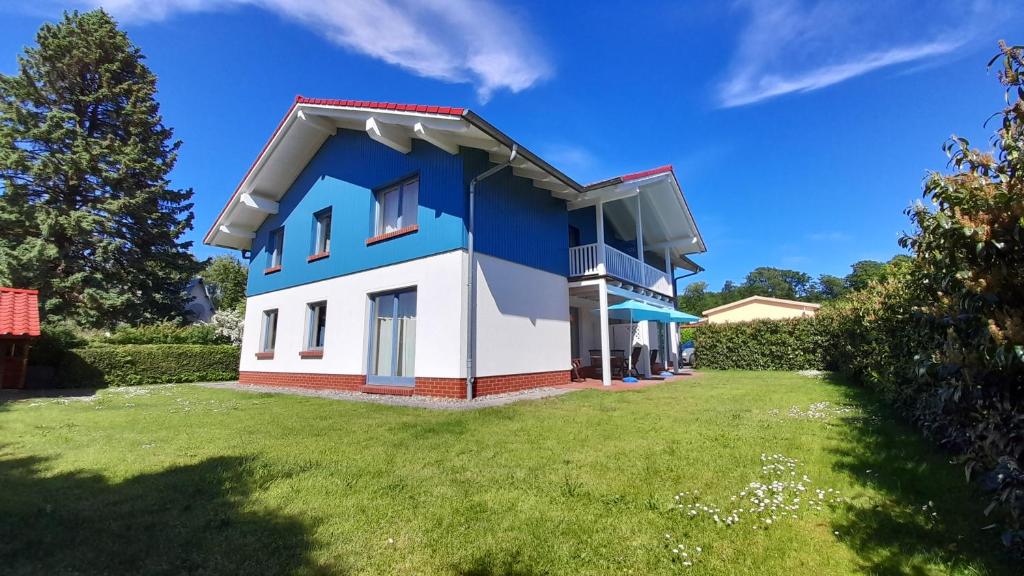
650;349;663;373
609;355;626;379
570;358;586;382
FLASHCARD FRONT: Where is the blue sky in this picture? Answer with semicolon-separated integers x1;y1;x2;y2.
2;0;1021;292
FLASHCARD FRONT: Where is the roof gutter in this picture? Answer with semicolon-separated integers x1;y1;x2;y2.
465;144;518;400
461;111;582;193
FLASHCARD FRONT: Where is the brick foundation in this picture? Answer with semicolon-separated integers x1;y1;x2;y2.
237;369;571;399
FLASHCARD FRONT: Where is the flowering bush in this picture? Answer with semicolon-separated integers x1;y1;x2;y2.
211;308;244;345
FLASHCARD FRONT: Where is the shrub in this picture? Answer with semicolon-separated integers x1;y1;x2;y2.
103;321;229;345
210;308;244;345
57;344;239;387
28;321;87;366
693;317;829;370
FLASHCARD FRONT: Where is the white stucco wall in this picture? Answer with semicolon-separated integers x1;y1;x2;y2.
240;250;466;378
474;253;570;376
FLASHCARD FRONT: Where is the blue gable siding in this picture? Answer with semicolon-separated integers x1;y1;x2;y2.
463;149;569;277
567;206;597;245
247;129;467;295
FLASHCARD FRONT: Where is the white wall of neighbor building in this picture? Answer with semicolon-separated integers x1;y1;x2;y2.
474;253;570;376
240;250;466;378
704;299;819;323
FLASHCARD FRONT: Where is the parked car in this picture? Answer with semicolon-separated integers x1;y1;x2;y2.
680;341;695;366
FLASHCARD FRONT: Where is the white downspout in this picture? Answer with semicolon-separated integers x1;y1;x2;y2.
466;145;517;400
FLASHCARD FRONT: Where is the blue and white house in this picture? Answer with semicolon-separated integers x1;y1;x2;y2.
205;97;705;398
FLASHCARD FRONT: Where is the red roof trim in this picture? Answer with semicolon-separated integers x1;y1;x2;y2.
0;287;41;337
620;164;674;182
293;96;464;117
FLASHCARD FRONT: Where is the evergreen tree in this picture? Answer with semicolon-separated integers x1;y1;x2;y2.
0;10;200;327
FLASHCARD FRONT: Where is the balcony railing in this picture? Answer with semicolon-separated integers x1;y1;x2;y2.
569;243;673;297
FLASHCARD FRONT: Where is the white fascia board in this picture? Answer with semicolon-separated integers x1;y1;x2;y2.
304;105;467;132
666;176;707;253
567;184;640;211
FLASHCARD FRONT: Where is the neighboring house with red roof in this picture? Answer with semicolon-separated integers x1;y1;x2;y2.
205;97;706;398
0;287;41;389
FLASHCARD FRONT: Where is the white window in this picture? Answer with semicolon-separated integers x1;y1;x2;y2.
306;301;327;351
375;178;418;235
368;289;416;385
261;309;278;352
268;227;284;269
313;208;331;255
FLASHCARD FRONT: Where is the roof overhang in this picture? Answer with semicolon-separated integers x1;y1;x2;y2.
204;97;707;266
570;166;707;271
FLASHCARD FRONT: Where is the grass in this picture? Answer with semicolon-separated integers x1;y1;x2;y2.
0;371;1016;575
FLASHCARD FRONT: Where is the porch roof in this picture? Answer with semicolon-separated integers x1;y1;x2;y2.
204;96;706;266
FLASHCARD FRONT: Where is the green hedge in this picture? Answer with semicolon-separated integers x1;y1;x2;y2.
103;321;229;345
693;317;829;370
57;344;240;387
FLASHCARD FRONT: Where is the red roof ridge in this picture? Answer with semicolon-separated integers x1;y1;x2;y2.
294;96;465;117
0;287;39;295
620;164;674;182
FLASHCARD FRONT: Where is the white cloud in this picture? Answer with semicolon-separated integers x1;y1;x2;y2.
717;0;987;108
71;0;551;101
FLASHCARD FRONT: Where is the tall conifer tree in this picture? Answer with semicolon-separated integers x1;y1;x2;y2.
0;10;200;327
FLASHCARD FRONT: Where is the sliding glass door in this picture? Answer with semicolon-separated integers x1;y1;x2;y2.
368;289;417;385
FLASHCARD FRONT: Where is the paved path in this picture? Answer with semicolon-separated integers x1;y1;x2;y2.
199;381;579;410
2;371;699;411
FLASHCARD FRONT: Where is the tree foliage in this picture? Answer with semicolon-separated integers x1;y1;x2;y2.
202;255;248;311
676;258;906;315
898;41;1024;547
0;10;200;327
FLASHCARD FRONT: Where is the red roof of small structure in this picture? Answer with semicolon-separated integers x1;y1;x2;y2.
0;288;41;337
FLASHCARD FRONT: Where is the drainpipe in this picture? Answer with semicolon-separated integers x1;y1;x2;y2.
466;144;518;399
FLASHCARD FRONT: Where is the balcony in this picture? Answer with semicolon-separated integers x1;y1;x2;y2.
569;243;673;297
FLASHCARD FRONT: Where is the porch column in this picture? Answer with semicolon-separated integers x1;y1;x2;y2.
598;278;612;386
595;199;606;275
670;322;679;371
635;193;644;266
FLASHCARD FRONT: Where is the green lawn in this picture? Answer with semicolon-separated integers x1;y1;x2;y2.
0;372;1015;575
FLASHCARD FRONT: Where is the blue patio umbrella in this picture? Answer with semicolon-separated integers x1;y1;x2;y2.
595;301;699;380
667;309;701;324
595;300;674;380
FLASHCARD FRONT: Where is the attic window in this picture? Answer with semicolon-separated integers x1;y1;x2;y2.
310;207;331;260
375;177;418;236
